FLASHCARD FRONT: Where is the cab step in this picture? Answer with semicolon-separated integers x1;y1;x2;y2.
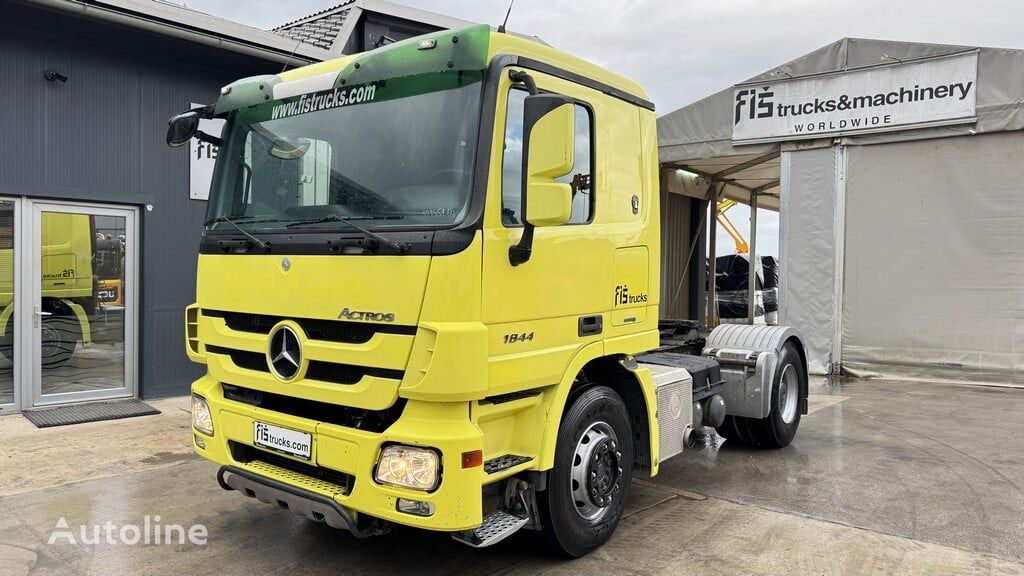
451;509;528;548
483;454;533;474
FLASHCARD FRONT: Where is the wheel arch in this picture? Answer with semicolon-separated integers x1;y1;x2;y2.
0;301;13;337
56;298;91;347
539;346;659;477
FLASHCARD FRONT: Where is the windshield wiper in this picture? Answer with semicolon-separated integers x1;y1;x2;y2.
203;214;268;226
284;214;410;253
206;216;270;250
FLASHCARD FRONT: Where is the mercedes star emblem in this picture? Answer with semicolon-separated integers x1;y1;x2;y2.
281;257;291;271
268;325;301;380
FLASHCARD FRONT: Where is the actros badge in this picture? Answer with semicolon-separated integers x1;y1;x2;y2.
339;307;396;323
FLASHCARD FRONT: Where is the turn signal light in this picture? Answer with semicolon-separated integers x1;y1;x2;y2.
461;450;482;469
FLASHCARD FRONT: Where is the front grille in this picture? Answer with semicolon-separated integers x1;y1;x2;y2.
203;309;416;344
229;441;355;493
205;346;403;385
209;347;268;373
306;360;403;384
222;383;404;432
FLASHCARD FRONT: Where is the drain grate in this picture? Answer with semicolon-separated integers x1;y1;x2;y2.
22;399;160;428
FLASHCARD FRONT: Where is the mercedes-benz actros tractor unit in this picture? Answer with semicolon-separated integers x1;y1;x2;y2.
169;24;808;557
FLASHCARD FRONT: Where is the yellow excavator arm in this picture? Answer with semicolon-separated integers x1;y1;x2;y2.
717;199;748;254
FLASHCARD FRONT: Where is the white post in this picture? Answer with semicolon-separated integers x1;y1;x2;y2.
707;183;720;326
831;143;847;375
748;192;758;324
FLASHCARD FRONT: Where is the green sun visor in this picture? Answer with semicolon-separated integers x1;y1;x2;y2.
214;24;491;117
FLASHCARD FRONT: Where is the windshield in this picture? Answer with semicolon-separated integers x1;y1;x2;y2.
206;72;483;233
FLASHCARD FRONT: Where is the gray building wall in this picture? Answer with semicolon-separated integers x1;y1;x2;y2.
0;3;287;398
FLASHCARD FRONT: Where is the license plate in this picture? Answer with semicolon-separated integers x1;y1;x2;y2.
253;421;312;460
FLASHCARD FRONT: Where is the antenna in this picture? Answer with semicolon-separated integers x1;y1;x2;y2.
497;0;515;33
280;39;304;74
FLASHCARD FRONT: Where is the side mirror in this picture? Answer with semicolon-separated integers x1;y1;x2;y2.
166;111;199;148
509;94;575;266
523;95;575;226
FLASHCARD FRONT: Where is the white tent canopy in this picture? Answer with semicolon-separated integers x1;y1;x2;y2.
657;38;1024;380
658;37;1024;208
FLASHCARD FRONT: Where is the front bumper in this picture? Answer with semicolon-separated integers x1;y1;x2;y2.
192;376;485;532
218;466;385;536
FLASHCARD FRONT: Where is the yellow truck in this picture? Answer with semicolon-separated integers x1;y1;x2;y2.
0;213;94;366
170;25;808;557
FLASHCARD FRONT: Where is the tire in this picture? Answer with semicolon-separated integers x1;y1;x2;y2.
41;315;78;367
717;342;804;449
717;415;751;444
538;385;634;557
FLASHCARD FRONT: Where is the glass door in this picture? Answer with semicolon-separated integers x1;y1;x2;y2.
30;202;137;406
0;199;18;413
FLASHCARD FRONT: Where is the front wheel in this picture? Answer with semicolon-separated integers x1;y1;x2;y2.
538;385;634;557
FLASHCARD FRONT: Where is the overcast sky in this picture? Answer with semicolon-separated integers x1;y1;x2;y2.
187;0;1022;111
185;0;1020;255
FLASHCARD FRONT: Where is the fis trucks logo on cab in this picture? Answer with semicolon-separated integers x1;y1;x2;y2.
338;307;395;323
614;285;648;307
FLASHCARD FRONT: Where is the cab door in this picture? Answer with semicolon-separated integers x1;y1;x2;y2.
481;67;610;391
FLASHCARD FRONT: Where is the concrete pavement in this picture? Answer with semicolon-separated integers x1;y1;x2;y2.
1;379;1022;575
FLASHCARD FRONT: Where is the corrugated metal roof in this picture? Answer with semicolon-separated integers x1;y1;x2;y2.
269;0;478;55
29;0;333;65
273;2;355;52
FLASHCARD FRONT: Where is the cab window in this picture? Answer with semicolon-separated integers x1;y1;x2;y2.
501;89;593;226
241;134;331;208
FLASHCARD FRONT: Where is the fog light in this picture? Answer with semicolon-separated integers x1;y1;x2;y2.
194;434;206;449
374;445;440;491
397;498;435;517
192;394;214;436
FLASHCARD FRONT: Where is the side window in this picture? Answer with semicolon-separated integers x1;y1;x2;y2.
501;89;593;226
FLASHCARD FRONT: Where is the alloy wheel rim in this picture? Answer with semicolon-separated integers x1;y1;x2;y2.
40;323;64;359
570;420;623;521
779;363;799;424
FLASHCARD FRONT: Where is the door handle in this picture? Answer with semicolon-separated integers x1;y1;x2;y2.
33;305;52;328
578;315;603;337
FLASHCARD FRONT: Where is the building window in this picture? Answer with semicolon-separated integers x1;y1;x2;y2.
501;89;594;226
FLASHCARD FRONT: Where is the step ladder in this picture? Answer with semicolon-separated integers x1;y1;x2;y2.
451;509;529;548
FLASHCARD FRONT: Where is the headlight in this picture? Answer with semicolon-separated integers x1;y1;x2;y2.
192;394;214;436
374;445;440;491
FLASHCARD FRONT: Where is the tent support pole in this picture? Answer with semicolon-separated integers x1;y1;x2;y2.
689;198;708;321
831;143;848;375
748;192;759;324
707;183;720;327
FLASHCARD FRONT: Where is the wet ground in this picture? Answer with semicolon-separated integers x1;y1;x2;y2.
1;378;1022;575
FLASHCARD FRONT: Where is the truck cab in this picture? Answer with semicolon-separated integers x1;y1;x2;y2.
176;25;807;557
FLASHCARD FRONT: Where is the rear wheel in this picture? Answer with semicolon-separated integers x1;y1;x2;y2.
716;342;804;449
539;385;633;557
